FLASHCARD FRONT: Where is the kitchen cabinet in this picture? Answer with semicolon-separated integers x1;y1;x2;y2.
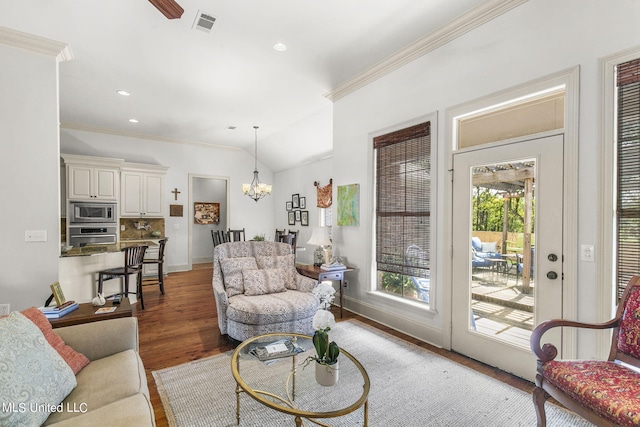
62;154;123;201
120;163;168;218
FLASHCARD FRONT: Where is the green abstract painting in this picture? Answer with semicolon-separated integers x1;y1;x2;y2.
337;184;360;226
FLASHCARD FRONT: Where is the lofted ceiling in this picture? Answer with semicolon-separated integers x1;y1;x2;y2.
0;0;500;172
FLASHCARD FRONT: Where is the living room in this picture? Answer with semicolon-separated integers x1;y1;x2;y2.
2;0;640;425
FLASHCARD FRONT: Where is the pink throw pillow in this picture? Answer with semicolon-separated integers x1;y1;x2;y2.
21;307;90;374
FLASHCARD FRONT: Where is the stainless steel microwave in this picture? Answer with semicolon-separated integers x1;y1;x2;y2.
69;202;117;224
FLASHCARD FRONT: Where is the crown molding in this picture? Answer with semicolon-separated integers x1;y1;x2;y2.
324;0;528;102
0;26;73;61
60;121;241;152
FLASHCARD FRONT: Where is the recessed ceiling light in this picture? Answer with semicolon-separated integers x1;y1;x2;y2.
117;90;131;96
273;42;287;52
129;118;139;123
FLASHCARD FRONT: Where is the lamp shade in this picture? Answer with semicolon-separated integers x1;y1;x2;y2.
307;227;331;246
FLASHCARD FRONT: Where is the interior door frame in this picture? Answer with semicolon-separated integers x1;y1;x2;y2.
187;173;230;271
443;67;580;359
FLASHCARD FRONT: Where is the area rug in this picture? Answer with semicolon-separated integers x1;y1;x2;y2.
153;319;592;427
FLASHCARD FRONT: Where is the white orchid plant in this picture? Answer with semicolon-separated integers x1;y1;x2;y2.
312;281;336;310
305;281;340;366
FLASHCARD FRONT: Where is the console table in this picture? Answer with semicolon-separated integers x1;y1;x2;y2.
48;298;132;328
295;263;354;318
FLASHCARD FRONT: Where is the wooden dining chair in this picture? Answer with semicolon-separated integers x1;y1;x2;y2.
228;228;246;242
211;230;221;247
275;228;287;242
98;245;148;309
278;232;298;254
142;238;168;295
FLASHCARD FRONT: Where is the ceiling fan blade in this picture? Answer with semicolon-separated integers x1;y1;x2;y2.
148;0;184;19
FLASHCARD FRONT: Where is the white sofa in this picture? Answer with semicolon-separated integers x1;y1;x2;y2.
0;312;155;427
212;241;319;341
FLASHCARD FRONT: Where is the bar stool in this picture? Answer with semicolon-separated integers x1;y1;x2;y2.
97;245;148;309
142;238;168;295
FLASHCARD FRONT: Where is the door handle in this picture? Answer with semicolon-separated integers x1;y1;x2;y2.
548;253;558;262
546;271;558;280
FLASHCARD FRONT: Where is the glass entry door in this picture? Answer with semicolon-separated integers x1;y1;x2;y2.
451;135;564;381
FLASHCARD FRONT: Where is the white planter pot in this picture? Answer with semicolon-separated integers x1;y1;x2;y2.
315;359;339;386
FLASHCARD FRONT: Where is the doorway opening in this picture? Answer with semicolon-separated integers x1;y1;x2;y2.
188;174;229;269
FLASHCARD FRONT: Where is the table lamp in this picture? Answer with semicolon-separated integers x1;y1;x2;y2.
307;227;331;266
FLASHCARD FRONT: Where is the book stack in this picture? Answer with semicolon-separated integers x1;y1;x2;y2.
249;339;304;362
320;262;347;271
39;301;79;319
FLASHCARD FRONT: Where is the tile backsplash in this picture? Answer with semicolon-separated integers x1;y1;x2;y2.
120;218;165;240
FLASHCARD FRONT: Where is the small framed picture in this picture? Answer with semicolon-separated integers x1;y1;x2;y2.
292;194;300;209
301;211;309;226
295;210;301;222
286;201;293;211
300;197;306;209
288;211;295;225
50;281;66;306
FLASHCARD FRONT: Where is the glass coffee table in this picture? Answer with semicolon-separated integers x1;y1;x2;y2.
231;332;370;426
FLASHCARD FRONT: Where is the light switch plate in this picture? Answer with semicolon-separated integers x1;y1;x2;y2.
580;244;595;262
25;230;47;242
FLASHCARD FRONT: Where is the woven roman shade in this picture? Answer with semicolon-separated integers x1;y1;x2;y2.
617;58;640;299
374;122;431;279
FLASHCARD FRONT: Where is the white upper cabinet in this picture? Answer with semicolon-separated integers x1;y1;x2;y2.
120;163;168;218
62;154;123;201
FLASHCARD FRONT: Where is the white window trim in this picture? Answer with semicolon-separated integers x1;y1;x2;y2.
369;112;439;314
598;46;640;356
444;66;579;355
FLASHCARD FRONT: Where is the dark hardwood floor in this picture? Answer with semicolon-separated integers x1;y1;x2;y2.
134;264;535;427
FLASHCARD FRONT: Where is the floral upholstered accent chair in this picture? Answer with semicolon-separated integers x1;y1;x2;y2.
212;241;320;342
531;276;640;427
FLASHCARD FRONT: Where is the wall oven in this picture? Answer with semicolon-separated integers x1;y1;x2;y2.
69;202;117;224
69;224;118;247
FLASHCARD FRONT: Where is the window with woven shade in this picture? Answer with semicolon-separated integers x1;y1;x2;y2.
616;57;640;299
374;121;431;303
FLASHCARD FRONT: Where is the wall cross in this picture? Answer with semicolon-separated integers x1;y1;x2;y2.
171;188;181;200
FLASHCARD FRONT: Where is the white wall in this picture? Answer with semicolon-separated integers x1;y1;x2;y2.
60;128;275;271
331;0;640;355
274;158;333;265
192;177;227;263
0;42;64;311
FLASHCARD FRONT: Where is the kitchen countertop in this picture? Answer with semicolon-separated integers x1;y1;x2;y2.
60;240;159;257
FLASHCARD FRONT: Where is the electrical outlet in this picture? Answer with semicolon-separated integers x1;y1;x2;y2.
343;280;349;289
0;304;10;316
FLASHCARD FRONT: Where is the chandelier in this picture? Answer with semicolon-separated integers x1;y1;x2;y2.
242;126;272;202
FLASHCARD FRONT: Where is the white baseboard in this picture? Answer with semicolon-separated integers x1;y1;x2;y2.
343;295;445;348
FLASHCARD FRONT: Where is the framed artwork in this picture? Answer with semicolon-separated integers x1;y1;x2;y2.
288;211;296;225
292;193;300;209
194;202;220;224
286;201;293;211
50;281;66;306
337;184;360;226
169;204;183;217
300;197;306;209
295;210;301;222
301;210;309;226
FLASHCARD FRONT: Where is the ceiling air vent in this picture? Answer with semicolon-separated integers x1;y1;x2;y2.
192;10;216;33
